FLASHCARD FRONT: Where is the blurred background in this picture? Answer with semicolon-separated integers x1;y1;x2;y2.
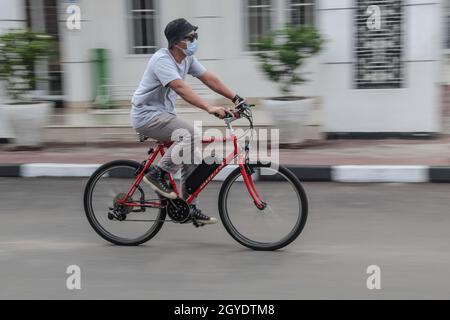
0;0;448;145
1;1;450;300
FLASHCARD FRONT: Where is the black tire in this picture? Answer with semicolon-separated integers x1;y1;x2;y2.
83;160;166;246
218;164;308;251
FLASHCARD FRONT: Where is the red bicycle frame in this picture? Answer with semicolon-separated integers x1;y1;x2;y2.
117;134;266;210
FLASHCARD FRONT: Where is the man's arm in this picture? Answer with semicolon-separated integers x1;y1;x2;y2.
168;79;234;118
198;71;235;102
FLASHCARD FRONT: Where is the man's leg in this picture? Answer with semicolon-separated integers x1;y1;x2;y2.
154;115;200;202
136;113;216;224
136;113;199;202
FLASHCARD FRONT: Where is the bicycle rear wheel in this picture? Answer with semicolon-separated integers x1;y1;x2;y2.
83;160;166;246
218;164;308;251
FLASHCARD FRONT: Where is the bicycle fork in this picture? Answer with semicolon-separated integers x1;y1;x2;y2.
239;162;267;210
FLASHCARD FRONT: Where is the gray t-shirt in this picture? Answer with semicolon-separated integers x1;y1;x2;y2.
130;48;207;129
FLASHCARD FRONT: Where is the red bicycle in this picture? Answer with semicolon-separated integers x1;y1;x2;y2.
83;103;308;250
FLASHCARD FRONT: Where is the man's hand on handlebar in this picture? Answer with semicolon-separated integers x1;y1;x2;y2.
207;105;235;119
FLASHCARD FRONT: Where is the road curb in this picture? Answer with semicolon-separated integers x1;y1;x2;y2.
288;165;450;183
331;165;429;183
0;163;449;183
429;166;450;183
0;164;22;177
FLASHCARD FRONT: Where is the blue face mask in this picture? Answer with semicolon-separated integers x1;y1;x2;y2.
177;39;198;56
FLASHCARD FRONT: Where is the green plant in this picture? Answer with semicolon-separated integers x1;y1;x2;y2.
0;30;56;100
253;25;323;95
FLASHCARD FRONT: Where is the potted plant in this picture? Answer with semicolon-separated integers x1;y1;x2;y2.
0;30;56;147
253;25;323;146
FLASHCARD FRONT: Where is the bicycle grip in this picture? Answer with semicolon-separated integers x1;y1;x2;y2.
214;113;233;119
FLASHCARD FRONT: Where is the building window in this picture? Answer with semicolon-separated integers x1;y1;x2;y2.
129;0;157;54
247;0;272;50
25;0;63;96
354;0;403;89
289;0;315;26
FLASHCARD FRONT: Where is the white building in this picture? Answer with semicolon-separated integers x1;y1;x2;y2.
0;0;447;136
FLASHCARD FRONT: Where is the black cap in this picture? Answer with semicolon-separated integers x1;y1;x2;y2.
164;18;198;48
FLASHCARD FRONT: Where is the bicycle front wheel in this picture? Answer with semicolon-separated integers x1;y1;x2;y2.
218;164;308;251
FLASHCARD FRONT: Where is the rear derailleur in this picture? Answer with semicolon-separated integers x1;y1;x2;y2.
108;186;147;221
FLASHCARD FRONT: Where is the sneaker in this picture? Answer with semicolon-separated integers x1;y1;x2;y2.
190;205;218;225
143;166;177;199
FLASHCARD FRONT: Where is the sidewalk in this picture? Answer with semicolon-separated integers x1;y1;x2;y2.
0;136;449;165
1;136;449;182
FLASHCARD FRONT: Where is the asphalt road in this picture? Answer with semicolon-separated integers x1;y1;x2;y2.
0;178;449;300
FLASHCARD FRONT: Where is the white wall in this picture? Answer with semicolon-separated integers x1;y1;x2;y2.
59;0;94;103
60;0;185;102
318;0;442;133
60;0;320;103
187;0;320;99
60;0;443;133
0;0;25;33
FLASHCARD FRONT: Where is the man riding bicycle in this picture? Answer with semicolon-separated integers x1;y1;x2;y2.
131;18;245;225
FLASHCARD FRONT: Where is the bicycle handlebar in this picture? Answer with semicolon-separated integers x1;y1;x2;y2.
214;103;254;120
213;103;255;130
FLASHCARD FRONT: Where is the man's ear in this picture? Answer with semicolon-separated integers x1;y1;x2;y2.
174;40;186;48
